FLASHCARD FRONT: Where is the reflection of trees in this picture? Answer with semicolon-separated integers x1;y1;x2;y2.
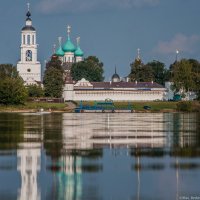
0;113;24;150
43;114;63;159
172;113;200;148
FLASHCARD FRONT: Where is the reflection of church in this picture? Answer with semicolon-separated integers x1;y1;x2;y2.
56;155;82;200
17;114;42;200
17;146;41;200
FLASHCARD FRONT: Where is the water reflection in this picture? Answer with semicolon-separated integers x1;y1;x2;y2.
0;112;199;200
17;115;43;200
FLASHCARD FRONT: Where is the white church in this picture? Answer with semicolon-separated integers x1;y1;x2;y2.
17;4;41;85
17;5;167;102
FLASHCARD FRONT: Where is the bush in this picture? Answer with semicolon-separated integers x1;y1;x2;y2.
176;101;192;112
26;84;44;97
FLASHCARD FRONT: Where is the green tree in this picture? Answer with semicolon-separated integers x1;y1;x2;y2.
171;59;195;94
27;84;44;97
0;64;27;105
43;55;64;98
146;60;167;85
71;56;104;82
129;58;153;82
0;64;19;78
188;59;200;99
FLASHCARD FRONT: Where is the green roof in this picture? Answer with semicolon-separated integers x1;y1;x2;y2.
56;46;65;57
75;46;84;57
63;37;76;52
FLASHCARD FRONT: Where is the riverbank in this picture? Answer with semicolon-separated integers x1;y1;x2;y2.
0;101;199;113
78;101;200;112
0;102;68;113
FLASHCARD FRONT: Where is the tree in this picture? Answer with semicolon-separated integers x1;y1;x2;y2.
188;59;200;99
43;55;64;98
0;64;19;78
26;84;44;97
0;64;27;105
129;58;153;82
171;59;195;94
71;56;104;82
146;60;167;85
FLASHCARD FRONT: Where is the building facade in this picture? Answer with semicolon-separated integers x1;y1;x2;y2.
17;5;41;85
63;78;166;101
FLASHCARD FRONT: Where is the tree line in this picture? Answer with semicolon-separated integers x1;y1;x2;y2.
0;55;199;105
129;58;200;99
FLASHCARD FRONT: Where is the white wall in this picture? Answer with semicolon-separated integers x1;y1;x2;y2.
63;86;166;101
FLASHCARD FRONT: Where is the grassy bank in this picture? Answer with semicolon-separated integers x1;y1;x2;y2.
77;101;200;112
0;101;199;113
0;102;67;112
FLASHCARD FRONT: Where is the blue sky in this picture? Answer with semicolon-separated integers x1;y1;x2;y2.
0;0;200;79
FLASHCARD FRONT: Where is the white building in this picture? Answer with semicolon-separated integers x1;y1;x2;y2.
63;78;166;101
17;5;41;85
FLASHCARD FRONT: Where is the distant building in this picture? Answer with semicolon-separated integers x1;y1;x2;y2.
63;51;166;101
17;5;41;85
63;78;166;101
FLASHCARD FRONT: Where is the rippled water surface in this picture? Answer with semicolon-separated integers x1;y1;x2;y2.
0;112;200;200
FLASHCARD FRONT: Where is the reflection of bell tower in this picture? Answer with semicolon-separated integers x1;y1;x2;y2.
17;147;41;200
17;3;41;85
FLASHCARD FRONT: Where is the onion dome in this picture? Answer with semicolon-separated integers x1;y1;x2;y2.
112;67;120;82
63;25;76;52
63;37;76;52
56;46;65;56
75;46;84;57
75;37;84;57
56;37;65;57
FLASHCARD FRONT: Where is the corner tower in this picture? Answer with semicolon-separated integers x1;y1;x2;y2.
17;3;41;85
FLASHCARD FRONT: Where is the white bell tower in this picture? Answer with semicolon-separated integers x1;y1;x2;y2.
17;3;41;85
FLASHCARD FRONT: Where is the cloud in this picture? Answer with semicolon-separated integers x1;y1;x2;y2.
153;33;200;55
36;0;160;14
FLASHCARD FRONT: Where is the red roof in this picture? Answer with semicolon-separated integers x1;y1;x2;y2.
90;81;164;89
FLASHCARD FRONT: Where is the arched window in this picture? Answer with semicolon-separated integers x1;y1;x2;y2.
27;35;31;45
32;35;35;45
26;50;32;61
23;35;25;45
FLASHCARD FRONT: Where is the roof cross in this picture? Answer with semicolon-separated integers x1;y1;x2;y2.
27;2;30;11
58;37;62;46
67;25;71;37
137;48;140;59
76;37;80;46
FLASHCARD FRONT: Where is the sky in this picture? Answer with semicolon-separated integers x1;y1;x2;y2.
0;0;200;80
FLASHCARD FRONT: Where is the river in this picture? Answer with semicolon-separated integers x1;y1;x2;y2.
0;112;199;200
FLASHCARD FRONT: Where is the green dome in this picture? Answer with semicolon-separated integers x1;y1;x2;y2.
75;46;84;57
63;37;76;52
56;46;64;57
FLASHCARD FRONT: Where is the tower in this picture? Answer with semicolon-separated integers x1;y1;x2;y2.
17;3;41;85
75;37;84;62
62;25;76;63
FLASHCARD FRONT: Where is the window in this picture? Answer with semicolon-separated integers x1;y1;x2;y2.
26;50;32;61
32;35;34;44
23;35;25;45
27;35;31;45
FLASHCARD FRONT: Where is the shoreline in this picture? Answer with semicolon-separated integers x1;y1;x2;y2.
0;109;189;113
0;101;199;113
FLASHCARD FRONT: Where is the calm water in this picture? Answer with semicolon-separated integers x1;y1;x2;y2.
0;112;200;200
